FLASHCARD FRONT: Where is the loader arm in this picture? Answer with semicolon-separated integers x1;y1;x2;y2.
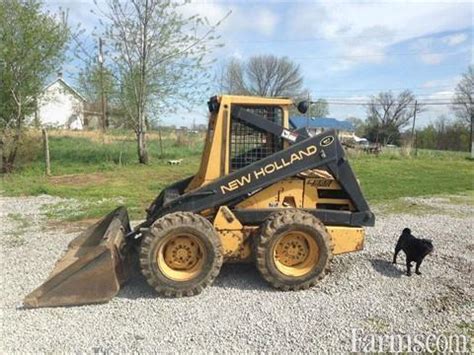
145;128;374;228
225;107;370;215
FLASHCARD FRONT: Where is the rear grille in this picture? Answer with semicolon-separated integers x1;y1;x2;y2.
317;189;349;199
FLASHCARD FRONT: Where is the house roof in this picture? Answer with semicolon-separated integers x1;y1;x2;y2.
290;116;354;131
43;77;87;102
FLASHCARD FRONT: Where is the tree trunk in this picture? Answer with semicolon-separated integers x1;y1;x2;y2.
1;130;20;174
1;146;17;173
135;104;149;164
137;129;148;164
1;155;13;174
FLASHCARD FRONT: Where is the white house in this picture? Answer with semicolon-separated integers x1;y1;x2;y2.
35;76;86;130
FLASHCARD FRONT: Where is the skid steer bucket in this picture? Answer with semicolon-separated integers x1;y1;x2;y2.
23;207;132;308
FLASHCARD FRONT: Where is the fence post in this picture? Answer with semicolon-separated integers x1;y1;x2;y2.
158;125;164;159
42;128;51;176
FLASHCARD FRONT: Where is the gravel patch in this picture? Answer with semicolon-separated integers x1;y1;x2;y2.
1;195;472;353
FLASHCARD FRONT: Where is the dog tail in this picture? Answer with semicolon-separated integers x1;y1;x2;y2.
421;238;434;252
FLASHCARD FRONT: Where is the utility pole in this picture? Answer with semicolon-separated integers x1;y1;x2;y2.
411;100;418;156
98;37;107;135
306;92;310;132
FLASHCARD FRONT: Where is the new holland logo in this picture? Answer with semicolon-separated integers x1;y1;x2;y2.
320;136;335;147
220;145;318;195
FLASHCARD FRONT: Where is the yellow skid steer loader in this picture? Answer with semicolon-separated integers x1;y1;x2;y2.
24;95;374;308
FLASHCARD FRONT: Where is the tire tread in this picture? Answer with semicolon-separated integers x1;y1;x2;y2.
255;209;333;291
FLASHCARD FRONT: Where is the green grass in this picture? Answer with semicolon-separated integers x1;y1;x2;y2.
1;131;472;221
350;153;473;202
377;199;440;216
457;320;474;336
447;192;474;206
12;130;204;176
2;157;202;220
1;130;204;220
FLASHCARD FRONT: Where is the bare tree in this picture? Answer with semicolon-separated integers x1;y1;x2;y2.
308;99;329;117
216;58;247;95
451;65;473;156
366;90;422;145
99;0;226;164
218;55;304;97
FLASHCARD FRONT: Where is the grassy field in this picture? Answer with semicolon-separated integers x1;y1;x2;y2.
1;130;473;221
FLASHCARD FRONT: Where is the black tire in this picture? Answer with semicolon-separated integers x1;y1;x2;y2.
139;212;223;297
255;210;333;291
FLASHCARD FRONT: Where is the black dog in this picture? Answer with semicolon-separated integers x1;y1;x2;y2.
393;228;434;276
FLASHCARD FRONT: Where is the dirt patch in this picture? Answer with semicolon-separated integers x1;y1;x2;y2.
48;173;109;187
437;254;473;274
45;217;101;234
428;281;470;313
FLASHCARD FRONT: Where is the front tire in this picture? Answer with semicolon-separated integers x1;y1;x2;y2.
255;210;333;291
139;212;223;297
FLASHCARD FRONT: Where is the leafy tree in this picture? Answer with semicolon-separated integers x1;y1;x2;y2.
451;65;473;155
346;117;366;137
365;90;422;145
0;0;69;173
99;0;226;164
415;116;469;152
77;62;114;107
416;124;437;150
77;60;115;129
218;55;304;97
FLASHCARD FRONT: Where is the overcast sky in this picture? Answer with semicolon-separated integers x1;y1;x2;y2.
46;0;473;128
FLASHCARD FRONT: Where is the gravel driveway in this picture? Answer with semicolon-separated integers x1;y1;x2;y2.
1;195;472;353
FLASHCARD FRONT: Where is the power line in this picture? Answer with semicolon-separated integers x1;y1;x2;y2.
215;48;467;61
308;84;458;93
225;34;464;44
225;32;471;44
320;96;455;100
289;49;467;61
322;101;463;106
189;0;466;4
314;91;457;99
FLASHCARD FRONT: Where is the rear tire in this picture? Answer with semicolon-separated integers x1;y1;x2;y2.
140;212;223;297
255;210;333;291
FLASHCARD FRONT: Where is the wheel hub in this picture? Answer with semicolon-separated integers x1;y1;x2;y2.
164;237;200;270
275;234;309;266
156;232;207;281
273;231;320;277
